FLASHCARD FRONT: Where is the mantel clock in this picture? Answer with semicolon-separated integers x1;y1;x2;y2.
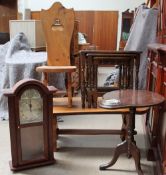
4;79;57;171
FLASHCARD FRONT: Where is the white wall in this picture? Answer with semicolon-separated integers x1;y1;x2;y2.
21;0;145;49
25;0;145;11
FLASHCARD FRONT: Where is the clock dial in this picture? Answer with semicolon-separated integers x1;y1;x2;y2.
19;89;43;124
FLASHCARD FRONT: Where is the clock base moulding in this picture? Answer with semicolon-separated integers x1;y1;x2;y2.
9;159;55;171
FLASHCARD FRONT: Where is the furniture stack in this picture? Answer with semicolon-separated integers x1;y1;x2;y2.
79;50;141;108
145;43;166;175
145;0;166;174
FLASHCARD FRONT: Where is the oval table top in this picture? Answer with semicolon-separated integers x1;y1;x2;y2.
99;89;165;109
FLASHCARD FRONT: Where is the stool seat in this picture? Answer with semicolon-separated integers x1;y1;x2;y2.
36;66;76;73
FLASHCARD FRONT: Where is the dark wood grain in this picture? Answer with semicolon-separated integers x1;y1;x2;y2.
157;0;166;44
31;10;118;50
79;50;141;108
0;0;17;32
119;10;134;50
101;89;165;109
92;11;118;50
75;11;94;44
99;89;164;175
4;79;55;171
145;43;166;175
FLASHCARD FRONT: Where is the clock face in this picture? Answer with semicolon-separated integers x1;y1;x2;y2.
19;89;43;124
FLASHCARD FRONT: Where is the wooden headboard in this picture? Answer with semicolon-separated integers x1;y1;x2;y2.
31;11;41;20
31;10;118;50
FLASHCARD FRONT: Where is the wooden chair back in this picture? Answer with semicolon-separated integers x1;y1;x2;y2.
41;2;75;66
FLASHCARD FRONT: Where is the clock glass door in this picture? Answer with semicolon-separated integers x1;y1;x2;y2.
18;89;46;162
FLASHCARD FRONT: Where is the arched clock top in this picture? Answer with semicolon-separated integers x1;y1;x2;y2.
4;78;57;97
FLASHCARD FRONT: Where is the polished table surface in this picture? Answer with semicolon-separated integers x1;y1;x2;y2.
53;96;149;115
99;89;165;175
100;89;165;109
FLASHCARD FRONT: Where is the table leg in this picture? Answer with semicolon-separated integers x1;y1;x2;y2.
120;114;128;141
99;140;127;170
99;107;144;175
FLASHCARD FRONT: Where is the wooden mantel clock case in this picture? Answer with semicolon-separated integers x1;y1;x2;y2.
4;79;57;171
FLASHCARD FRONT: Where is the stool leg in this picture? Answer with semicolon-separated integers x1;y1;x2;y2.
67;72;72;107
43;72;48;86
